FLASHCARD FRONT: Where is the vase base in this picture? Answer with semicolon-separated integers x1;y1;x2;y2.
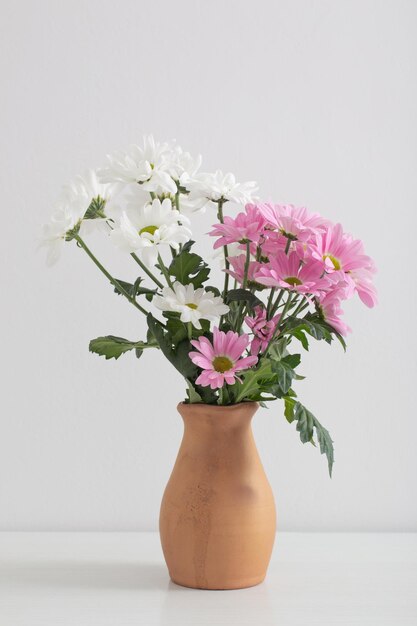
169;574;266;591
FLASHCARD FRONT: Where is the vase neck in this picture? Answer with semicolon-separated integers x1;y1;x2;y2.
177;402;259;438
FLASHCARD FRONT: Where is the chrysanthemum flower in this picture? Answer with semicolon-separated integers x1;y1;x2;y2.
110;198;191;265
40;201;85;266
311;223;377;306
189;328;258;389
187;170;258;208
99;135;178;194
316;290;351;336
245;306;281;354
209;204;266;248
255;251;330;296
226;254;264;287
154;282;229;329
258;203;329;240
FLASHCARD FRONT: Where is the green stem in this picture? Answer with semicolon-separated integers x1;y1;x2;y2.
278;292;295;330
292;296;309;318
187;322;193;340
157;253;174;288
285;238;291;254
270;289;285;317
242;241;251;290
235;241;251;331
74;235;149;316
130;252;164;289
217;200;230;298
266;288;276;318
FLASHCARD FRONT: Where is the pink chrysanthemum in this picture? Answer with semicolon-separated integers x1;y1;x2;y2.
245;306;281;354
311;223;377;307
316;290;351;336
255;251;330;296
226;254;263;286
258;203;329;241
209;204;266;249
189;327;258;389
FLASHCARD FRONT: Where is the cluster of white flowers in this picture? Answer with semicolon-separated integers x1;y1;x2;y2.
154;282;229;329
40;135;258;266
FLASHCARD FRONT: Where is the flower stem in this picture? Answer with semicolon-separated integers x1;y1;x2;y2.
130;252;164;289
266;288;276;318
187;322;193;340
157;253;174;288
74;235;149;316
292;296;309;318
242;241;251;290
217;200;230;299
285;238;291;254
270;289;285;316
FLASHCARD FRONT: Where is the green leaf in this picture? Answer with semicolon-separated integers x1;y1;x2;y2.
226;289;263;311
234;359;275;403
89;335;155;360
185;381;203;404
291;328;309;351
168;251;210;288
114;278;158;301
271;360;295;394
284;395;296;423
291;402;334;476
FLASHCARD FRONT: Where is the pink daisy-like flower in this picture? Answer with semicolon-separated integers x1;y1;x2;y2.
226;254;263;286
209;204;266;249
255;251;330;296
189;327;258;389
311;223;377;307
245;306;281;354
312;223;373;273
316;290;351;336
258;203;329;241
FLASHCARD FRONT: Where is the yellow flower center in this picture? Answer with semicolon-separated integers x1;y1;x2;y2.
212;356;233;373
186;303;198;310
284;276;302;286
139;225;158;236
323;254;341;270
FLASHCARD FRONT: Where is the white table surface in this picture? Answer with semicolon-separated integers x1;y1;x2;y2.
0;532;416;626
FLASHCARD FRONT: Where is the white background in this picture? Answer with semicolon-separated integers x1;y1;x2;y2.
1;0;416;532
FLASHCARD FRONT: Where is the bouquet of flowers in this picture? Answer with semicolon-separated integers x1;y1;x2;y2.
41;136;377;475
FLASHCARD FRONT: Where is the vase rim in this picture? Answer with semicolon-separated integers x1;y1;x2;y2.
177;401;259;413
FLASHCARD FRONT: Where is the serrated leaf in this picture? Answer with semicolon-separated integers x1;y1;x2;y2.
270;353;300;394
291;401;334;476
185;381;203;404
284;396;296;423
114;278;158;301
234;359;275;403
226;289;263;311
89;336;154;360
168;251;210;287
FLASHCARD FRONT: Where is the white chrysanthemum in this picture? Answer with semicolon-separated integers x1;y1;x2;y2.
110;198;191;265
154;282;229;329
186;170;258;209
62;169;118;236
40;201;84;266
99;135;178;194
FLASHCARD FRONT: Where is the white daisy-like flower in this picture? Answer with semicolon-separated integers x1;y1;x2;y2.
186;170;258;210
99;135;178;195
154;281;229;329
62;169;118;236
110;198;191;265
40;201;84;266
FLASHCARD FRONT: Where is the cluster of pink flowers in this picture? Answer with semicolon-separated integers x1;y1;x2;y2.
209;202;377;337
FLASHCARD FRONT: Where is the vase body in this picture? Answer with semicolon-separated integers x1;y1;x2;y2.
159;402;276;590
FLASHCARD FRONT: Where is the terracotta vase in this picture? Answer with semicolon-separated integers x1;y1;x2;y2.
159;401;276;590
